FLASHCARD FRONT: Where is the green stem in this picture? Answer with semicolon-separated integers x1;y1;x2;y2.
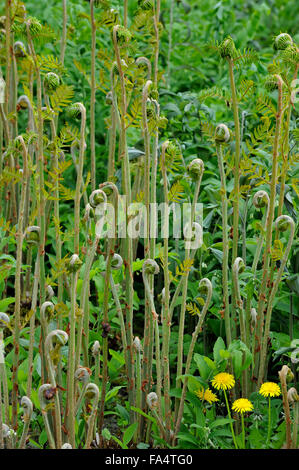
224;389;238;449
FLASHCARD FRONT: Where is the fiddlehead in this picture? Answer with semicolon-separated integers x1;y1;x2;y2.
38;384;56;449
74;367;91;416
45;329;68;448
142;259;162;413
84;383;100;449
40;301;55;337
18;396;33;449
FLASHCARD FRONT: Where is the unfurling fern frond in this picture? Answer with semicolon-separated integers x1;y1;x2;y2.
175;259;194;277
37;55;66;76
168;181;184;203
200;121;216;142
160;141;184;174
234;48;259;68
186;302;200;316
238;79;255;101
256;95;276;118
50;85;74;114
198;86;229;103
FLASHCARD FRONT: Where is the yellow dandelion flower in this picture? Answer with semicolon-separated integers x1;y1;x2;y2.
211;372;235;391
232;398;254;414
259;382;281;398
195;387;219;404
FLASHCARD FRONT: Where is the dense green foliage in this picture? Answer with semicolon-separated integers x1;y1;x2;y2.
0;0;298;450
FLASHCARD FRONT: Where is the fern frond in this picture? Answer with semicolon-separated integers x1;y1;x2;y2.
168;180;184;203
186;302;200;316
234;48;259;68
238;79;255;101
37;55;66;76
175;258;194;277
50;85;74;114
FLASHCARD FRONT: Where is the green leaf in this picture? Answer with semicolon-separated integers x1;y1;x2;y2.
123;422;138;446
131;406;156;424
209;418;235;429
213;337;226;363
0;297;15;312
102;428;111;440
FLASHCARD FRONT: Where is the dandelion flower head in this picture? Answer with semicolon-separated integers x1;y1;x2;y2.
211;372;235;391
195;387;219;404
232;398;254;414
259;382;281;398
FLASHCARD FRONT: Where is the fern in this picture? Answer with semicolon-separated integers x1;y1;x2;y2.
37;55;66;76
186;302;200;316
168;181;184;203
50;85;74;114
175;259;194;277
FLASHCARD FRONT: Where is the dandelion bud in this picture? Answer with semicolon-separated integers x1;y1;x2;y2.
0;312;10;329
288;387;299;404
219;36;237;59
44;72;60;93
147;392;158;409
215;124;230;143
253;190;269;209
66;254;83;273
275;215;292;232
274;33;293;51
25;226;41;245
133;336;142;352
14;41;26;58
187;158;204;181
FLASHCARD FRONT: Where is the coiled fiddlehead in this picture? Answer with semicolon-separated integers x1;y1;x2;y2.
142;259;162;411
18;396;33;449
38;384;56;449
74;367;91;416
45;329;68;448
84;383;100;449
